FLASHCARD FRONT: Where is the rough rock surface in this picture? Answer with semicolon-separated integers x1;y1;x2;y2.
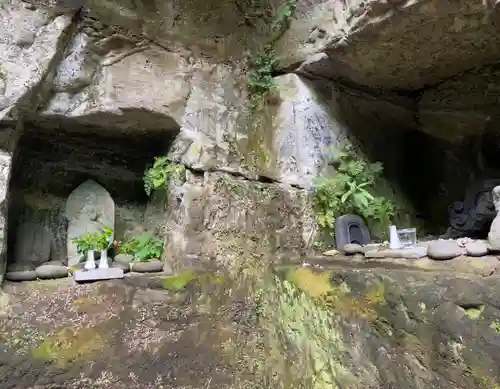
283;261;500;388
0;276;242;389
281;0;500;90
162;171;316;270
2;261;500;388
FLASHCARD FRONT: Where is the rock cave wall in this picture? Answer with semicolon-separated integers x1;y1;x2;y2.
1;0;499;275
3;0;500;388
0;0;434;275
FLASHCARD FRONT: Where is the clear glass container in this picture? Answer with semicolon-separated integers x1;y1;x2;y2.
397;228;417;248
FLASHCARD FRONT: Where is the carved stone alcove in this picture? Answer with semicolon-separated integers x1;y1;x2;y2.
6;116;180;268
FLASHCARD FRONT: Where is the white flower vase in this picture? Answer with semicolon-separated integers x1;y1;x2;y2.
98;249;109;269
84;250;96;270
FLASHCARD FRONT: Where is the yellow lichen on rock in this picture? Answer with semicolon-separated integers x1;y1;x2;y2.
284;266;334;297
31;326;105;367
285;267;386;321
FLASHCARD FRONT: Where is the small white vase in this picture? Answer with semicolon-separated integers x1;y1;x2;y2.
84;250;96;270
389;225;402;250
98;249;109;269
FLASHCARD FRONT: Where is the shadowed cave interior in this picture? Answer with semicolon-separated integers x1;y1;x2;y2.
6;118;180;266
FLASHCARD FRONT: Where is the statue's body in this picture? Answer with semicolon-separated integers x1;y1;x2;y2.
487;186;500;250
65;180;115;267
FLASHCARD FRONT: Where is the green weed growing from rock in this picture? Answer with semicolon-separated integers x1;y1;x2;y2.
245;0;297;110
143;156;185;196
313;143;395;235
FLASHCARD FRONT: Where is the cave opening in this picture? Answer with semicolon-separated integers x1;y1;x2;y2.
6;117;180;268
313;76;500;241
372;121;500;240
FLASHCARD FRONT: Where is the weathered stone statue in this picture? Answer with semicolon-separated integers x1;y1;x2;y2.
65;180;115;267
13;222;54;266
487;185;500;250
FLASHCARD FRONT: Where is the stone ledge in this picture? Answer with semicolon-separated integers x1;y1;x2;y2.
300;254;500;277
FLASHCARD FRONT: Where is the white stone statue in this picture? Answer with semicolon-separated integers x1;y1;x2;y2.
487;186;500;250
65;180;115;267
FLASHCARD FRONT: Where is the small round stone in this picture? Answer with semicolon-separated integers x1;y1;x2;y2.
465;241;489;257
427;240;465;260
131;260;163;273
342;243;363;255
35;263;68;279
5;270;37;281
7;262;34;272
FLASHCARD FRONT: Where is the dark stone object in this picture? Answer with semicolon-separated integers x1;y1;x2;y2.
448;179;500;237
335;214;371;249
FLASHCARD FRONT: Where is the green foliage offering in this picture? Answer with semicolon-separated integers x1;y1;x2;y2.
143;156;185;196
119;232;163;262
313;144;395;233
71;226;113;254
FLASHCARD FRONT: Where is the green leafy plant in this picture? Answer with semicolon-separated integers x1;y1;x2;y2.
245;0;297;110
119;232;163;262
71;226;113;254
313;143;395;234
270;0;297;39
143;156;185;196
247;46;279;108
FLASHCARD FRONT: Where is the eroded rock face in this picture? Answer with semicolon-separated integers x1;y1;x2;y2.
0;0;424;273
280;0;500;90
162;170;316;270
0;277;240;389
283;262;500;388
0;2;74;120
42;32;191;130
1;262;500;389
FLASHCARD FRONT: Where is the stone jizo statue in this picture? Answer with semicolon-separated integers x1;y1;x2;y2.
65;180;115;267
487;185;500;250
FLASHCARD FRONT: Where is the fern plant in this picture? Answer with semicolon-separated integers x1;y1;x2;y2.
119;232;163;262
143;156;185;196
313;144;395;235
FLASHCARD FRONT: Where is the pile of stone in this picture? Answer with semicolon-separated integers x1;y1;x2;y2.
5;255;165;282
335;238;495;261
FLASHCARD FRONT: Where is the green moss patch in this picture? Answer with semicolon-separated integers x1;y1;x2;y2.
459;305;484;320
32;326;105;367
159;271;225;291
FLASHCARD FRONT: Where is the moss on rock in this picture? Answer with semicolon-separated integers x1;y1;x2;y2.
31;326;105;367
159;271;226;291
284;267;387;321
